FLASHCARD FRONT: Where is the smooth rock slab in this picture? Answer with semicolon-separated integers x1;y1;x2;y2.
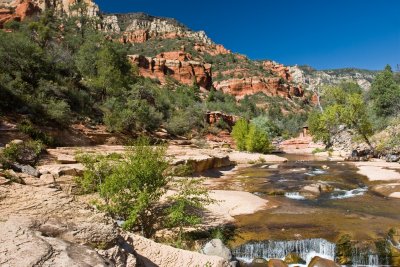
57;154;77;164
201;239;232;261
37;164;85;177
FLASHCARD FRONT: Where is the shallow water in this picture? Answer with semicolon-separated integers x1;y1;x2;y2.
213;154;400;266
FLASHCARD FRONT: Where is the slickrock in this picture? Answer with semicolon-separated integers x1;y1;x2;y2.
206;190;269;223
0;180;229;267
228;151;288;164
37;163;85;177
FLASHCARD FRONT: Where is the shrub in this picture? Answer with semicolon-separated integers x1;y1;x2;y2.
1;140;44;166
231;119;249;151
17;120;54;146
75;153;116;194
166;178;214;243
77;138;170;237
232;119;273;153
44;99;71;125
245;124;272;154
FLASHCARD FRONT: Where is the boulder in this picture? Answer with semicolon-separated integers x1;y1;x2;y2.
268;259;288;267
252;258;268;267
11;163;40;177
201;239;232;261
386;154;400;163
308;256;340;267
40;173;55;185
57;154;77;164
284;253;306;264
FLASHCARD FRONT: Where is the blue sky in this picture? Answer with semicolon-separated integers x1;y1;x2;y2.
96;0;400;70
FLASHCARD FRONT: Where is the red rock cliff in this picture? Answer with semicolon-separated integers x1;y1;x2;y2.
128;52;212;89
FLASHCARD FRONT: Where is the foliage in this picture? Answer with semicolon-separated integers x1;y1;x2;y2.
251;116;281;138
1;140;44;166
97;138;169;237
308;85;373;147
166;178;214;244
369;65;400;117
245;124;273;153
232;119;273;153
17;120;54;145
231;119;249;151
75;153;116;194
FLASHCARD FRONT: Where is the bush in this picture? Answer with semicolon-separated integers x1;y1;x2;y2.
232;119;273;153
166;178;214;243
1;140;44;166
17;120;54;146
231;119;249;151
96;137;170;237
75;153;116;194
245;124;273;154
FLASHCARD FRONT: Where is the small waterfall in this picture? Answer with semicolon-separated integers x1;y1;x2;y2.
351;247;383;266
351;253;380;266
232;238;335;263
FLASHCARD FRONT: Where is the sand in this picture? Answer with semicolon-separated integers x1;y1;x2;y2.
351;161;400;181
228;151;287;164
205;190;269;224
389;192;400;199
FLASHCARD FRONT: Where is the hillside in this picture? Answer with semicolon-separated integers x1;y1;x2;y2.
290;65;378;91
0;0;313;145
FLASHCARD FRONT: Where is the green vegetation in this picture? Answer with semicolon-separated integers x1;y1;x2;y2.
369;65;400;117
308;84;373;148
0;140;44;167
232;119;273;153
166;178;214;246
76;138;213;239
308;66;400;151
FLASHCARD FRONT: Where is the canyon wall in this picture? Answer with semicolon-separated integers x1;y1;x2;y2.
128;52;213;89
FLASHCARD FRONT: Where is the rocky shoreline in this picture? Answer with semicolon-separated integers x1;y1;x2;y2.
0;141;289;267
2;138;400;266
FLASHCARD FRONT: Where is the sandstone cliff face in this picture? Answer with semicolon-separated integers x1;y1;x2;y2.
289;65;377;91
213;76;303;99
129;52;213;89
0;0;99;27
103;12;212;45
212;60;304;99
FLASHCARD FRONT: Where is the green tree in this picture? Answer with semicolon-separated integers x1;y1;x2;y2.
97;138;170;237
76;138;169;238
308;86;373;148
231;119;249;151
251;116;281;138
245;124;272;153
166;178;214;246
369;65;400;117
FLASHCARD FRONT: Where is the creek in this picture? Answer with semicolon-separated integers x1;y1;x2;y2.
213;154;400;266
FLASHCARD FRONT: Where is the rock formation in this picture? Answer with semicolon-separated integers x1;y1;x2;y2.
103;12;212;45
206;111;239;127
128;53;213;89
213;76;303;99
0;174;229;266
0;0;99;27
289;65;377;91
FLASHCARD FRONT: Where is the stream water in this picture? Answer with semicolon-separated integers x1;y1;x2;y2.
212;154;400;266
